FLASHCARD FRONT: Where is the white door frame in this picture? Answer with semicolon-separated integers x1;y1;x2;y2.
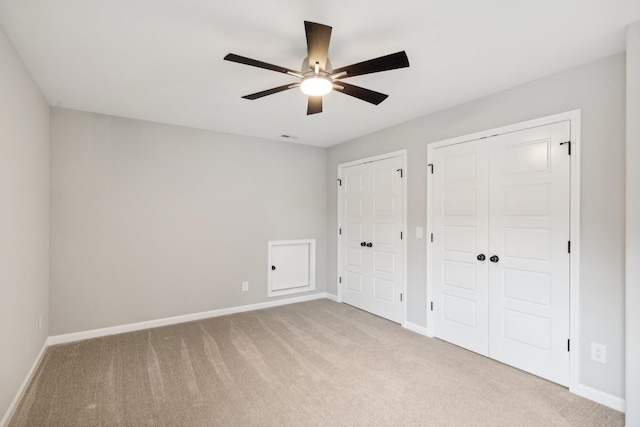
426;110;581;393
337;150;408;326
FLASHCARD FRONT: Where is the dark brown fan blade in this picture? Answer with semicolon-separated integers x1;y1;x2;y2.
307;96;323;115
332;51;409;79
304;21;332;71
333;81;388;105
242;83;300;100
224;53;301;76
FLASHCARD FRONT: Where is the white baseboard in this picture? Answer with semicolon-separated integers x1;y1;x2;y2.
48;292;331;345
1;341;48;427
577;384;626;412
325;293;338;302
404;321;429;336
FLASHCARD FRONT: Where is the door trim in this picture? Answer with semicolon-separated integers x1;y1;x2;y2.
337;150;408;326
426;110;581;393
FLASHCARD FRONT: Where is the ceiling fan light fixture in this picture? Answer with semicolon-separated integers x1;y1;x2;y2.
224;22;410;114
300;75;332;96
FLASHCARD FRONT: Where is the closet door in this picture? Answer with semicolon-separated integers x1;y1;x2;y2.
487;122;571;386
432;140;490;355
342;162;372;313
341;156;405;323
431;121;571;386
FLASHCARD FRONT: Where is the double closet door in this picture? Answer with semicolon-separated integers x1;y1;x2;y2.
432;121;571;386
340;155;405;323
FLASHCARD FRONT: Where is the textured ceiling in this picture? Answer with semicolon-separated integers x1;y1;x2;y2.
1;0;638;147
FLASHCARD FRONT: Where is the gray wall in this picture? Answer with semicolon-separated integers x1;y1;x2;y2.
626;21;640;426
0;26;50;421
327;54;626;399
50;109;327;335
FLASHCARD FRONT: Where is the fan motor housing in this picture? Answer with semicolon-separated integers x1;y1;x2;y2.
302;57;333;74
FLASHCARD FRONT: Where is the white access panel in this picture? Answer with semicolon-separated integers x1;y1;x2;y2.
268;239;316;297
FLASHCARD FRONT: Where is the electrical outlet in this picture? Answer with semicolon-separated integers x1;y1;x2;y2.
591;343;606;364
242;281;249;292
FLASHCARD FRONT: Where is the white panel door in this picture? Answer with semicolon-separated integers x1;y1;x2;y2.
370;158;404;321
341;156;404;323
432;140;490;355
431;121;571;386
342;162;371;312
487;122;570;386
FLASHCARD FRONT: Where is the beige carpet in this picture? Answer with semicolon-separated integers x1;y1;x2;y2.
9;299;623;426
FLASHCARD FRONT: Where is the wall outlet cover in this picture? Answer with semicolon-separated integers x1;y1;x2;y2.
591;342;606;364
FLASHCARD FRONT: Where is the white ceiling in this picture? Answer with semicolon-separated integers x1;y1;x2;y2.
1;0;638;147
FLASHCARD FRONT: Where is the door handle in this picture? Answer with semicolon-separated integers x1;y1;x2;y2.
477;254;486;261
366;242;373;248
490;255;499;263
361;242;366;247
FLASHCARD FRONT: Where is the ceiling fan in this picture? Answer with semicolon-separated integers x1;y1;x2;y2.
224;21;410;115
